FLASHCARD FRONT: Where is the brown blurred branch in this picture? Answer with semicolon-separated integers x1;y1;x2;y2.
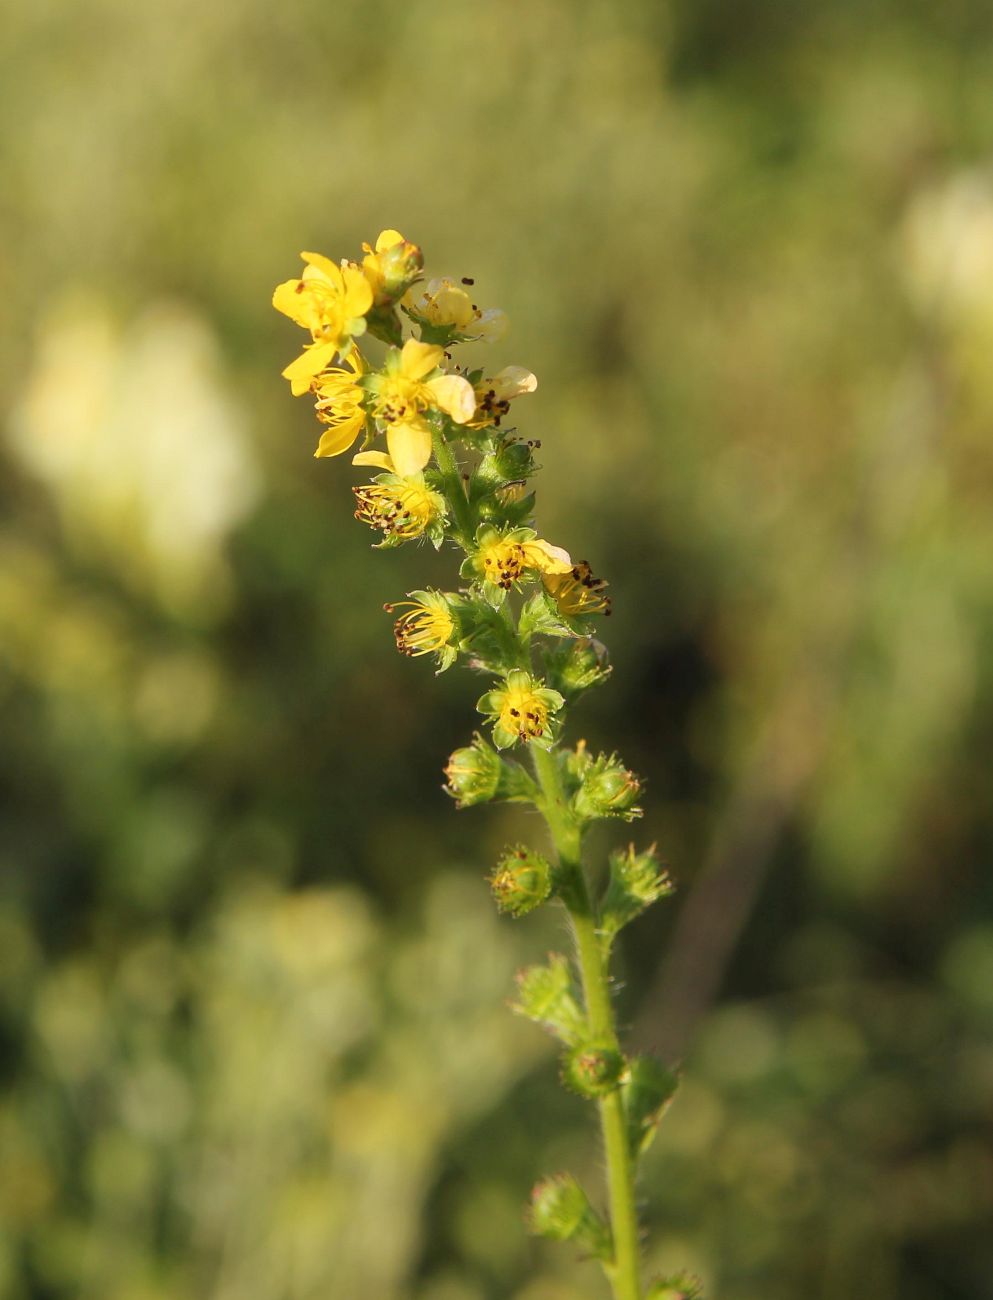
632;682;827;1061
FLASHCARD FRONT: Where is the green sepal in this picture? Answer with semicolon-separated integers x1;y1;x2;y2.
647;1272;704;1300
528;1174;612;1261
543;637;612;698
623;1056;678;1159
511;953;586;1044
478;485;537;526
473;437;539;491
458;598;522;673
561;1040;626;1098
490;720;518;751
600;844;674;945
413;319;459;347
364;304;403;346
518;589;575;639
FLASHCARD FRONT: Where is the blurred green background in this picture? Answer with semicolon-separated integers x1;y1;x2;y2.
2;1;993;1297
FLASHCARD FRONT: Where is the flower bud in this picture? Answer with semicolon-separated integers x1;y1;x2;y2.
561;1041;626;1098
624;1055;678;1158
601;843;674;941
544;638;612;698
647;1272;704;1300
490;845;552;917
528;1174;612;1259
368;236;424;302
572;752;642;823
512;953;585;1044
443;734;502;807
492;437;538;481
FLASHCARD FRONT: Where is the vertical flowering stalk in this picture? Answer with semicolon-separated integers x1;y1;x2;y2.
273;231;701;1300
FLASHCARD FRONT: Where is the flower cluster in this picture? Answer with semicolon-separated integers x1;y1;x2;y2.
273;228;611;737
274;231;689;1300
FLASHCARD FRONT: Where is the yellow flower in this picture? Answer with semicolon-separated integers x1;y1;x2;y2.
361;229;424;303
477;669;564;749
543;561;611;617
471;366;538;429
473;526;573;591
312;352;368;458
385;589;460;669
273;253;373;394
352;477;446;541
365;339;475;477
403;277;507;342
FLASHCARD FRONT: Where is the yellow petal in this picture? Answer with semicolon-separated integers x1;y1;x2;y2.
352;450;395;471
400;338;444;380
281;340;338;395
430;284;475;328
428;374;476;425
300;251;342;284
341;264;374;318
272;279;311;327
375;229;405;251
315;413;364;458
387;422;433;477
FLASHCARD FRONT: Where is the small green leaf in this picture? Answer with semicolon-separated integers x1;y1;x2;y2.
601;843;673;942
512;954;586;1044
623;1056;678;1158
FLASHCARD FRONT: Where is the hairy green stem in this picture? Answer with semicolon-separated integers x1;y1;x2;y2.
531;745;643;1300
432;427;474;546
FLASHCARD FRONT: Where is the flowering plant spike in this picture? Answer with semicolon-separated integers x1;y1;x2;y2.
273;230;697;1300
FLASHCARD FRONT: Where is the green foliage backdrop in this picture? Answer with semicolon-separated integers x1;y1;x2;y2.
1;2;992;1297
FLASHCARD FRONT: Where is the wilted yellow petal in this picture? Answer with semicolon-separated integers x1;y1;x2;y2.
428;374;476;425
493;366;537;398
524;539;573;574
475;308;508;342
375;229;405;251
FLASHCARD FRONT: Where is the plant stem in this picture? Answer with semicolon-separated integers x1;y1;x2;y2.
531;745;643;1300
432;427;475;547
